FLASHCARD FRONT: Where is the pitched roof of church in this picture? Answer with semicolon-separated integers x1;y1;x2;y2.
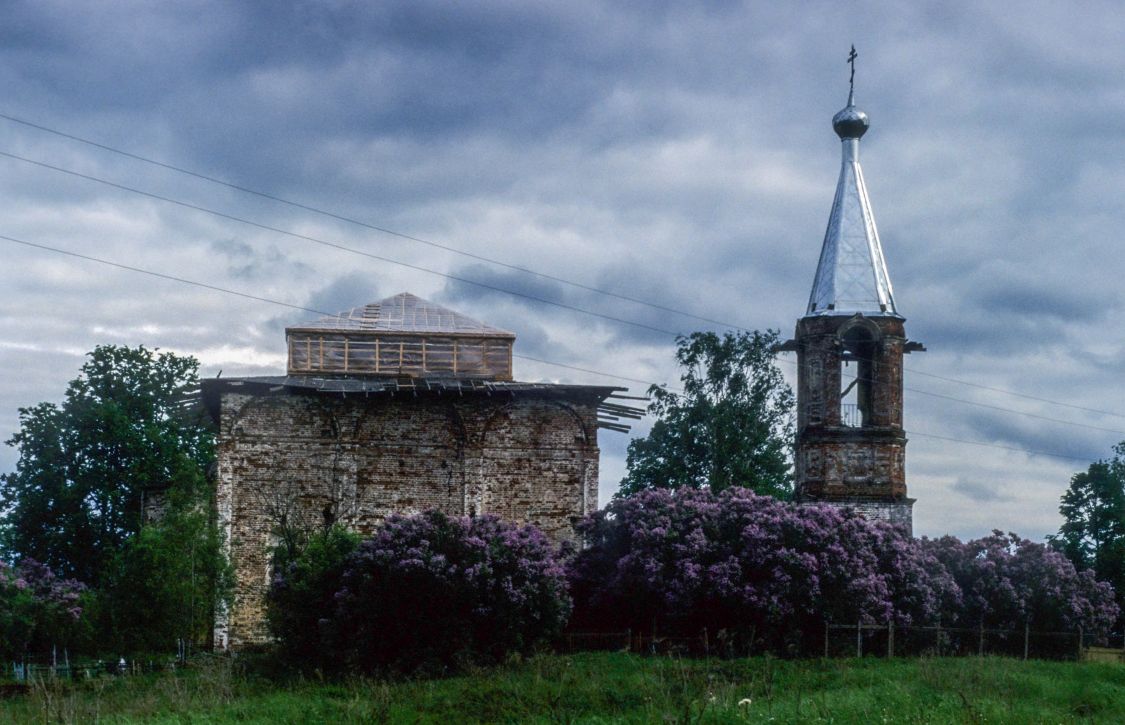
805;91;899;318
287;292;516;338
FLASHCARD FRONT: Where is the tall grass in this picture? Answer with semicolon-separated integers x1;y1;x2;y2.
1;652;1123;723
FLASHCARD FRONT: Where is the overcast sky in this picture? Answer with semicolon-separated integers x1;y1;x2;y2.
2;1;1123;541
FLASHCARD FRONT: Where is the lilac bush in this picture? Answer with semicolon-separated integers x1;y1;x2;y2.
569;488;956;650
329;512;569;674
921;531;1119;639
0;558;86;659
571;490;1119;652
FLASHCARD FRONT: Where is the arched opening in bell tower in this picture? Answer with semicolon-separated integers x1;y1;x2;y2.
839;325;876;427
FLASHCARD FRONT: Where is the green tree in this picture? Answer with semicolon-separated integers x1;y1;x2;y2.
619;330;795;499
1;345;213;586
97;505;231;653
1052;443;1125;622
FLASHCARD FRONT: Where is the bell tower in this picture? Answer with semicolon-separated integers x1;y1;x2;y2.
780;50;924;533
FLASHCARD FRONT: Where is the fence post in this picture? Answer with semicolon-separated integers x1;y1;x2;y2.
856;619;862;658
702;627;709;658
625;628;632;653
978;621;984;656
936;622;942;657
824;621;830;658
1078;625;1084;661
1023;620;1029;660
887;621;894;658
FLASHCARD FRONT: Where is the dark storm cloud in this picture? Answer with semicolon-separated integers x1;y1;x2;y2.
960;410;1115;464
951;478;1013;503
209;238;313;281
6;0;1125;538
265;271;381;335
438;262;680;347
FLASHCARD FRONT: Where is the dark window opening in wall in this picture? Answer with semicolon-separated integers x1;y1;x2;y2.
840;326;876;427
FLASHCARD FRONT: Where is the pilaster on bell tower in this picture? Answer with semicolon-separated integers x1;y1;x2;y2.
780;48;924;534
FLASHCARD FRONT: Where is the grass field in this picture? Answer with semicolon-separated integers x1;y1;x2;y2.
1;652;1123;723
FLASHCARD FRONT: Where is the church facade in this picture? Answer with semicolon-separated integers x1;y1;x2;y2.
780;83;924;533
200;293;637;648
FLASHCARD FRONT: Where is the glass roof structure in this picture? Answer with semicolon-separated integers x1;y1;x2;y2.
288;292;515;337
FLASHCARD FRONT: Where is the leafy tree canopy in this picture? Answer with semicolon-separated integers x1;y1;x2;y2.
1051;443;1125;626
619;330;794;499
1;345;214;586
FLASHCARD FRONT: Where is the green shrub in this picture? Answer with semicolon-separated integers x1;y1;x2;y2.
265;525;360;671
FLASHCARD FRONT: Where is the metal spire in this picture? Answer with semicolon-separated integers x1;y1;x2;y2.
805;47;899;318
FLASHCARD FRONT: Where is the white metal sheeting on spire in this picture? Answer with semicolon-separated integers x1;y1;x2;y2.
805;104;899;318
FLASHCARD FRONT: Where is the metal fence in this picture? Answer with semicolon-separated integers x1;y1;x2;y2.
559;624;1125;662
824;622;1090;661
4;655;183;683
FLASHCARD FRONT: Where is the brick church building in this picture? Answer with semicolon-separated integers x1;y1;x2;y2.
201;292;638;648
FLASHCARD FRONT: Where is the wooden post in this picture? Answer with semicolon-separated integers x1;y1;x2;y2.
978;621;984;656
856;619;862;658
824;621;830;658
936;622;942;657
1023;620;1030;660
703;627;709;658
625;628;632;653
887;621;894;658
1078;625;1084;661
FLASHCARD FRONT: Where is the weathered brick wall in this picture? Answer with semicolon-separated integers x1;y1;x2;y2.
213;391;600;649
802;499;914;537
793;313;913;532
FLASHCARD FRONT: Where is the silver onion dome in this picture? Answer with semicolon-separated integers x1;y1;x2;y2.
832;100;869;139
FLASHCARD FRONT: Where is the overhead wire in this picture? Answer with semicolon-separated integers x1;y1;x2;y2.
0;111;747;332
0;149;684;339
0;129;1117;426
905;431;1094;463
0;231;1104;465
0;232;674;390
776;357;1125;437
0;117;1117;459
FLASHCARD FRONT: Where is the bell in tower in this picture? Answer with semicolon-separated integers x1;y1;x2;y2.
779;49;924;534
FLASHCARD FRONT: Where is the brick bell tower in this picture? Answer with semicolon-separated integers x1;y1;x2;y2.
779;54;924;533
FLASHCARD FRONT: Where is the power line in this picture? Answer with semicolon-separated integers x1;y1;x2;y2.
0;233;326;316
905;430;1093;463
903;366;1125;421
0;232;668;389
2;135;1116;429
776;357;1125;437
2;139;1116;439
0;111;747;332
903;387;1125;437
0;231;1101;466
513;354;679;392
0;149;684;339
1;126;1119;442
